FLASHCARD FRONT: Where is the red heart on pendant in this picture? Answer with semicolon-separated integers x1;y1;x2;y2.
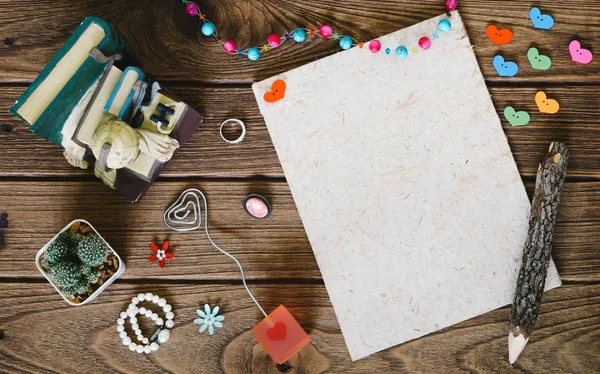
266;321;287;341
264;79;286;103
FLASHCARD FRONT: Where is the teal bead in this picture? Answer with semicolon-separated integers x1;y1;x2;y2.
201;22;215;36
247;48;261;61
438;19;452;32
333;33;339;40
339;36;353;50
385;48;391;55
293;29;306;43
395;46;408;59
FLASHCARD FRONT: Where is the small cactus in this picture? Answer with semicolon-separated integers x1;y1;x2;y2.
62;279;89;298
77;235;108;266
43;241;71;268
81;266;100;283
49;261;82;288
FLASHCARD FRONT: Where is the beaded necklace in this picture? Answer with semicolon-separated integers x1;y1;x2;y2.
180;0;458;61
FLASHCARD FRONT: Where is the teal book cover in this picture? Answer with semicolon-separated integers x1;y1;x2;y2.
9;17;134;145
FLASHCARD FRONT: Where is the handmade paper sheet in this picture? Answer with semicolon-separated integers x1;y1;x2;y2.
253;12;561;361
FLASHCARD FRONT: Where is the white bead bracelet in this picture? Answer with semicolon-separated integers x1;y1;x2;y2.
116;292;175;353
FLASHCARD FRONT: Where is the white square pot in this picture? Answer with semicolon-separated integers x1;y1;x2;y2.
35;219;126;306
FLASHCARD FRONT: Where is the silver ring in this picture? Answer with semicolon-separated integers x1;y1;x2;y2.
220;119;246;144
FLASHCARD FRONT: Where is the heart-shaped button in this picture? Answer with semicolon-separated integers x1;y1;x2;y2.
504;106;531;127
569;40;593;64
527;47;552;70
530;7;554;30
493;55;519;77
486;25;513;45
264;79;286;103
535;91;560;114
266;321;287;341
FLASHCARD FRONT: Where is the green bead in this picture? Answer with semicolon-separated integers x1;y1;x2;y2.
333;34;339;40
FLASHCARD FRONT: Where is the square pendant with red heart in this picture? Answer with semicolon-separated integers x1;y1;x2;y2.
251;305;311;364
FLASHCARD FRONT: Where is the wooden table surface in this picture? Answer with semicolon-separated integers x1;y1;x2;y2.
0;1;599;373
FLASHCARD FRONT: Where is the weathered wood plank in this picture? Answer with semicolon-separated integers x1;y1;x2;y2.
0;180;597;282
0;0;598;84
0;282;597;373
1;86;599;178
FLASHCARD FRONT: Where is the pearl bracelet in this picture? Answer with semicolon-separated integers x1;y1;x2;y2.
116;292;175;353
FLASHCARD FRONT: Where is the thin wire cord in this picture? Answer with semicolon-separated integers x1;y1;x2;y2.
164;188;268;317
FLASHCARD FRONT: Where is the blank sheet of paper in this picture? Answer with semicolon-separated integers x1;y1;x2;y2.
252;12;561;361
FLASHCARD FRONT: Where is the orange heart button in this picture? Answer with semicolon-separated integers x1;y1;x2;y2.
264;79;286;103
486;25;513;45
535;91;560;114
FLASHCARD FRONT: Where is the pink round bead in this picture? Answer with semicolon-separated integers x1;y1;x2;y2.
267;34;281;47
223;40;237;53
245;197;270;219
319;24;333;38
368;40;381;53
418;37;431;50
445;0;458;12
185;3;199;16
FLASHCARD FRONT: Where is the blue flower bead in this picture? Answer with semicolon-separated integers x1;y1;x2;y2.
339;36;353;50
438;19;452;32
395;46;408;59
247;47;261;61
293;29;306;43
201;22;215;36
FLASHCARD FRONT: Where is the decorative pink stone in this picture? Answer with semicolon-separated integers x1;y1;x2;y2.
245;197;270;219
445;0;458;12
223;40;237;53
368;40;381;53
319;24;333;38
267;34;281;47
185;3;199;16
418;36;432;50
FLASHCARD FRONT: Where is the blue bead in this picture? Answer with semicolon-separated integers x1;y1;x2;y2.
284;34;290;40
293;29;306;43
237;48;243;56
385;48;391;55
433;32;439;39
395;46;408;59
201;22;215;36
339;36;353;50
247;47;261;61
438;19;452;32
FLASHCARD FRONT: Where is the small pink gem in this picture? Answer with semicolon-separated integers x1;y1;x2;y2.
267;34;281;47
185;3;199;16
368;40;381;53
319;24;333;38
445;0;458;12
245;197;270;219
223;40;237;53
418;36;431;50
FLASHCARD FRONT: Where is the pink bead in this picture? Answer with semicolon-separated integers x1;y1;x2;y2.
418;37;431;50
245;198;269;219
368;40;381;53
445;0;458;12
267;34;281;47
185;3;199;16
223;40;237;53
319;24;333;38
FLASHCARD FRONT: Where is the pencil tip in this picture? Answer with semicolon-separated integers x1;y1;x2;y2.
508;331;529;364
